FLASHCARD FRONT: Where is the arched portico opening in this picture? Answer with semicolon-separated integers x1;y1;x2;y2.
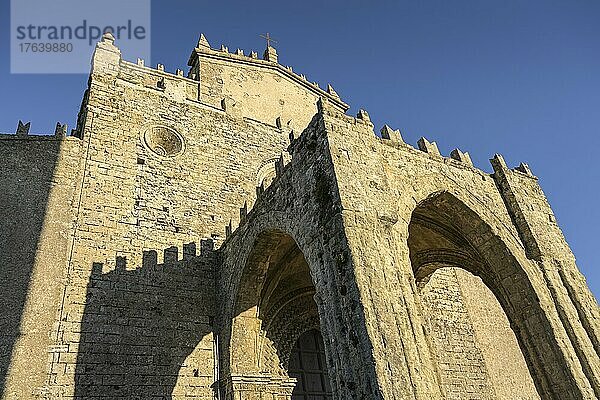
225;230;332;399
407;191;584;400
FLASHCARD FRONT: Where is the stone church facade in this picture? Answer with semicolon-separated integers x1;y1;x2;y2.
0;32;598;399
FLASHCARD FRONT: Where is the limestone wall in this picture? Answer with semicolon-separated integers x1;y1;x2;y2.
45;36;295;398
420;268;496;399
317;99;598;399
216;98;600;400
73;252;216;399
0;135;83;399
456;268;540;400
218;113;385;399
417;264;541;400
215;101;542;400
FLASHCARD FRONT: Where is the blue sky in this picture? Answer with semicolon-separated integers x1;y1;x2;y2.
1;0;598;297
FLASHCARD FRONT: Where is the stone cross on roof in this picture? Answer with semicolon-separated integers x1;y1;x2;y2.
260;32;279;63
259;32;277;48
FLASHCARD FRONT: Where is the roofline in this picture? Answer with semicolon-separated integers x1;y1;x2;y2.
187;47;350;112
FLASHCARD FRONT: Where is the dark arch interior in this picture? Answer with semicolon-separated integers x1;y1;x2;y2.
257;234;322;374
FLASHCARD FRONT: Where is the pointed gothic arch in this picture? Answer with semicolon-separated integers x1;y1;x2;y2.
406;190;591;399
224;229;332;398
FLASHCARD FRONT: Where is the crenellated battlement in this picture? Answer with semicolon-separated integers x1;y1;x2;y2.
116;58;200;103
89;32;201;105
122;57;198;85
99;240;217;274
316;98;535;179
0;120;78;139
491;153;537;179
310;97;538;184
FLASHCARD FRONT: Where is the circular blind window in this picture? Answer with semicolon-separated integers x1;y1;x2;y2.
144;126;184;157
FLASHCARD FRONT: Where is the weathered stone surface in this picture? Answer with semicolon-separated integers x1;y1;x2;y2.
0;34;598;400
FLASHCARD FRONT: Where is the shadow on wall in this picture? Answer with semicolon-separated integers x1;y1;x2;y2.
74;242;216;399
0;137;61;393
